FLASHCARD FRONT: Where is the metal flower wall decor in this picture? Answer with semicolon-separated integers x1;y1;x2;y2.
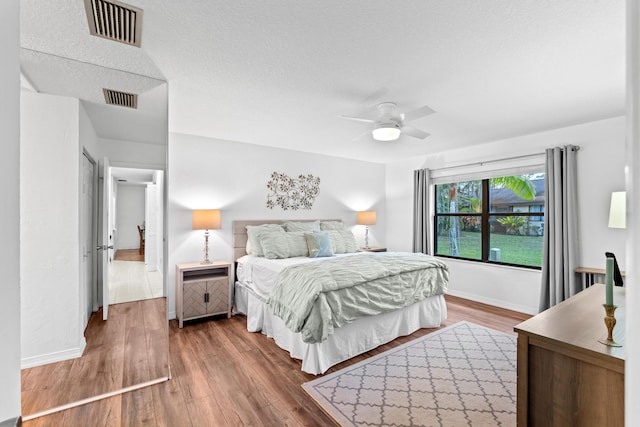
266;172;321;210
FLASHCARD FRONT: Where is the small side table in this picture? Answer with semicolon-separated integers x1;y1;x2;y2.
576;266;625;287
176;261;232;328
360;246;387;252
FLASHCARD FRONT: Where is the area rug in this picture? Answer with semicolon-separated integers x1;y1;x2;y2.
302;321;516;427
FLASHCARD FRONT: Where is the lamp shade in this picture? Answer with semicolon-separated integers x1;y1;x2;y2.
608;191;626;229
357;211;377;226
192;209;221;230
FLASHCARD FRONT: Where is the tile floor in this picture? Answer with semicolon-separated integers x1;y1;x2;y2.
109;260;164;304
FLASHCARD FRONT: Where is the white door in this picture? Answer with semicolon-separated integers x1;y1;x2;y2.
81;153;95;327
102;157;113;320
145;184;158;271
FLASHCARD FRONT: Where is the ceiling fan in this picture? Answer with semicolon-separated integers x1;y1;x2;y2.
340;102;435;141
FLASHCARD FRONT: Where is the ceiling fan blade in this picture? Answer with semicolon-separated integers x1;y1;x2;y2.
339;115;377;123
401;125;430;139
352;129;372;141
401;105;435;122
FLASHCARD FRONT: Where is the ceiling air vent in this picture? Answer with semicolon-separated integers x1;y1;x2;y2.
84;0;143;47
103;88;138;109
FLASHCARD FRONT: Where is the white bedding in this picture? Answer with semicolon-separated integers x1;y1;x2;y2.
234;253;448;374
236;253;362;299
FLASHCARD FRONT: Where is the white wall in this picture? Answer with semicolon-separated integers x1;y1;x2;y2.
0;0;21;421
386;116;626;314
167;133;386;318
97;137;167;170
79;102;99;160
115;184;146;250
20;90;86;367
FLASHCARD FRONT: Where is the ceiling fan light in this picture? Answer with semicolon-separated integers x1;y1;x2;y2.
372;123;401;141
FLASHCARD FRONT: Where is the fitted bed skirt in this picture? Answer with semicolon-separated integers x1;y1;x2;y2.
234;281;447;374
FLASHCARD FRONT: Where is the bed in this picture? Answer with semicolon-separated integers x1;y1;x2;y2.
232;219;449;374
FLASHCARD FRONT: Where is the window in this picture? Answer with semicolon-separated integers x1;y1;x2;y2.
434;174;545;268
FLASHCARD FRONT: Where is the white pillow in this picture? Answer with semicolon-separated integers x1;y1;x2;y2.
325;229;359;253
282;221;321;233
246;224;285;257
260;231;309;259
320;221;345;231
340;230;359;253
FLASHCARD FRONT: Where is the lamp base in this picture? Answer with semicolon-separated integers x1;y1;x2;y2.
202;230;212;264
364;226;369;248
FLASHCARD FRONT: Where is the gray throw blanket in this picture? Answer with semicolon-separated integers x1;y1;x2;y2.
267;252;449;343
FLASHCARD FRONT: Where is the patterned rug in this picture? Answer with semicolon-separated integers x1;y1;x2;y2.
302;321;516;427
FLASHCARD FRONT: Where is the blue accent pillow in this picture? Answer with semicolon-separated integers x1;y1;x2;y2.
304;232;334;258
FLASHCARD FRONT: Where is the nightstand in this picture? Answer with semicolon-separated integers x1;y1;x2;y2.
360;246;387;252
176;261;232;328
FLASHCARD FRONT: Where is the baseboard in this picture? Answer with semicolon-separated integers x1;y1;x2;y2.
168;310;176;320
446;289;538;315
21;337;86;369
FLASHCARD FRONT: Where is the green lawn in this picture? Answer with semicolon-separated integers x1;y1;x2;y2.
436;231;543;267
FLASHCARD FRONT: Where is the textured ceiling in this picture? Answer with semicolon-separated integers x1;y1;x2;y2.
20;0;625;163
20;0;167;146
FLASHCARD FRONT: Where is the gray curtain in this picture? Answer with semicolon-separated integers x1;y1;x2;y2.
413;168;431;254
539;145;580;311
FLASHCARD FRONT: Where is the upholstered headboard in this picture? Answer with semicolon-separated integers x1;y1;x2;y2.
232;219;341;261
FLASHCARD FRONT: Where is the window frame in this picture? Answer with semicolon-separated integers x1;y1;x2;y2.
433;178;544;270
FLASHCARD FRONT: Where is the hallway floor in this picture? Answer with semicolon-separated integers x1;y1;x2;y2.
113;248;144;262
109;260;163;304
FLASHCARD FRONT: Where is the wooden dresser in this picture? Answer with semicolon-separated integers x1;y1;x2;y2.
514;284;625;427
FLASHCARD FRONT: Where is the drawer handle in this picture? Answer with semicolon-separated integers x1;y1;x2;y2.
204;292;210;303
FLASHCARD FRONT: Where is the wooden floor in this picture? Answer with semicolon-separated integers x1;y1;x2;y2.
22;298;169;421
23;295;530;426
114;249;144;262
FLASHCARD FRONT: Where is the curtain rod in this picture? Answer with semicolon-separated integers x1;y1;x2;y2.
428;146;580;173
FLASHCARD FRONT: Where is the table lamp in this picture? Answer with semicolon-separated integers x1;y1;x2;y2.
357;211;376;248
192;209;221;264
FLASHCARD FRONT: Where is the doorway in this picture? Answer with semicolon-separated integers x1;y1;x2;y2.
109;167;164;305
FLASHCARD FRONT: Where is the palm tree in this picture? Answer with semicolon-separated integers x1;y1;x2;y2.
490;175;536;200
438;175;537;256
497;215;528;235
